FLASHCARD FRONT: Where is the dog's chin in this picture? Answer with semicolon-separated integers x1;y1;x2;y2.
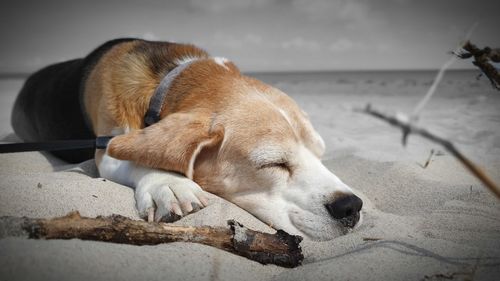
288;208;357;241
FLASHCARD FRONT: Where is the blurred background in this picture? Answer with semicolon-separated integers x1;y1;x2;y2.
0;0;499;74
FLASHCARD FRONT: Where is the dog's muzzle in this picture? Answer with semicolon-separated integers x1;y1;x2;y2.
325;194;363;228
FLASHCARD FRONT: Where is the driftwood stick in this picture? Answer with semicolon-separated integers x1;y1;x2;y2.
0;211;303;268
454;41;500;90
359;105;500;199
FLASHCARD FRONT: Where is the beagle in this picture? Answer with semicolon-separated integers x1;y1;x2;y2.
12;38;362;240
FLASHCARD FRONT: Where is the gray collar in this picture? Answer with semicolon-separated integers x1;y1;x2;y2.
143;59;198;127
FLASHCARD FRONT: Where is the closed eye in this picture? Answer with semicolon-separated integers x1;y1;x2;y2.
259;162;292;174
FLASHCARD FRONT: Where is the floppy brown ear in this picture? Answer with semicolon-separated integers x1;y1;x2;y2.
107;112;223;179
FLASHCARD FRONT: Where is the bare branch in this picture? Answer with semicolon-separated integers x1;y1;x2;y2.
454;41;500;90
358;104;500;199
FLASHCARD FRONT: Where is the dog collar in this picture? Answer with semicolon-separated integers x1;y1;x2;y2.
144;60;198;127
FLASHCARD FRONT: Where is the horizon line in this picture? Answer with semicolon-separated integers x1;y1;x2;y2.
244;68;476;74
0;68;478;79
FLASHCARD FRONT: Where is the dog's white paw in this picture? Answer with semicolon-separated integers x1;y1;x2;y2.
135;171;209;222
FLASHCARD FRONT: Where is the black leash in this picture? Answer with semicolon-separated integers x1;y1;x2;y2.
0;136;114;153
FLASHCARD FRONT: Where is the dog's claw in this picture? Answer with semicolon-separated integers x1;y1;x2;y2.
191;202;201;212
158;212;182;223
198;196;209;207
147;207;155;223
172;202;183;217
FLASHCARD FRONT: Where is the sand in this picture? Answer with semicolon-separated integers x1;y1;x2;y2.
1;71;499;280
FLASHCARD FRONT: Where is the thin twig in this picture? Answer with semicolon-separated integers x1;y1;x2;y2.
411;56;457;120
422;149;435;169
363;237;383;241
359;105;500;199
411;22;478;120
396;24;479;146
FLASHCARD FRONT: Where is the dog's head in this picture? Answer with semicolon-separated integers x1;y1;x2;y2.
108;59;362;240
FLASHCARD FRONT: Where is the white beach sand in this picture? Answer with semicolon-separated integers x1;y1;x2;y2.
1;71;499;280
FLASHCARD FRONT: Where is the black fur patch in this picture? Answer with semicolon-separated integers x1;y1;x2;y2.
11;38;138;163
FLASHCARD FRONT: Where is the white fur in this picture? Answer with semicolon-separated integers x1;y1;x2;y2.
310;130;326;157
98;152;208;221
249;144;288;167
173;55;202;66
230;144;356;240
174;56;229;70
278;109;293;128
186;139;216;180
213;57;229;70
110;126;130;135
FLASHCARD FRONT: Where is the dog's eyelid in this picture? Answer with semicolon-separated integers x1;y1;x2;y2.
258;161;292;172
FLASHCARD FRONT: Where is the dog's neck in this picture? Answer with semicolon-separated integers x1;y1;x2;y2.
144;59;199;127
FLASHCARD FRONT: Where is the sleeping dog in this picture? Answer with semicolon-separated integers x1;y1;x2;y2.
12;38;363;240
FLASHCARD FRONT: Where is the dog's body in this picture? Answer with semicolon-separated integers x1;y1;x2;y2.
12;39;362;240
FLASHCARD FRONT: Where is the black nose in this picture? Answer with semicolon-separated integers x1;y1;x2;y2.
325;194;363;220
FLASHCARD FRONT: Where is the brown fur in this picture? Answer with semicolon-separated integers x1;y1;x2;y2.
84;40;322;197
85;41;210;132
108;110;224;177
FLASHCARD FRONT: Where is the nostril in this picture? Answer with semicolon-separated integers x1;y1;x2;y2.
325;194;363;219
345;209;353;217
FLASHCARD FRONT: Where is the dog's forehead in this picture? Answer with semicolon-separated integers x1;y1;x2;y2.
212;78;325;158
227;98;298;135
249;142;292;165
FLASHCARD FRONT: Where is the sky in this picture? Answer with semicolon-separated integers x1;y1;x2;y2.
0;0;499;73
